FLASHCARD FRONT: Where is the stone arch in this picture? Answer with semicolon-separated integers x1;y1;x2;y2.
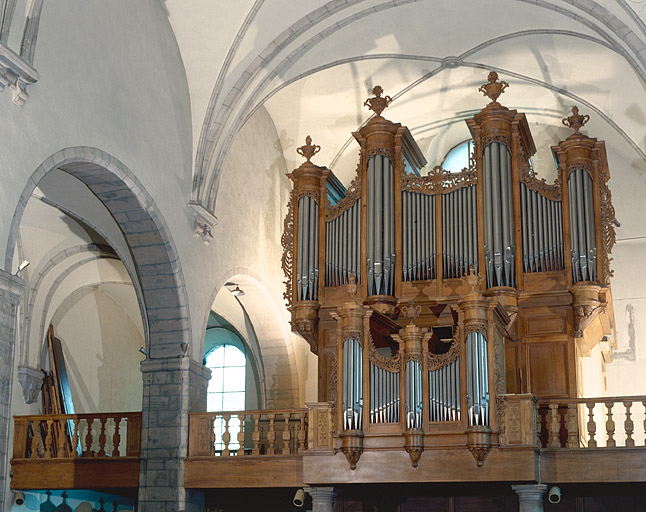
204;267;300;409
6;146;191;359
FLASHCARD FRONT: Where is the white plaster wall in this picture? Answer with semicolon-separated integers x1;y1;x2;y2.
51;286;144;413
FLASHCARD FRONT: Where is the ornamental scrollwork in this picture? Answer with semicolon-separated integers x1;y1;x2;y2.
404;353;423;366
494;337;506;438
368;333;401;372
465;322;488;338
598;165;617;285
281;192;295;307
518;162;562;201
328;351;338;434
401;164;477;196
566;161;593;179
426;338;460;371
481;134;511;149
366;147;395;163
326;162;361;221
296;188;320;204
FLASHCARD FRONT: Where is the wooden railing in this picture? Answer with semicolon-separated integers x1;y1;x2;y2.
188;409;307;457
13;412;141;460
537;396;646;449
188;408;328;457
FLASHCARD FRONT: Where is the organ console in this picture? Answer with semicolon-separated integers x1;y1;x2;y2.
281;72;617;468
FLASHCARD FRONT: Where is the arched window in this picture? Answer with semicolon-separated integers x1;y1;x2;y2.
205;344;246;412
441;139;474;173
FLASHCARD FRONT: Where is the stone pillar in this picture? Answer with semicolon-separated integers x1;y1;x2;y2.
0;270;25;510
305;487;337;512
512;484;548;512
138;356;210;512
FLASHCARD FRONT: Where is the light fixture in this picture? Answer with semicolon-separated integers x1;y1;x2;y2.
230;284;244;297
16;260;30;275
139;347;149;357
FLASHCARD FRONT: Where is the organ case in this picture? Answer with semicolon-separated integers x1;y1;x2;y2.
281;72;617;467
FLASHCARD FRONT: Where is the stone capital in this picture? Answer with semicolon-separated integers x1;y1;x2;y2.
304;486;338;512
512;484;548;512
17;366;43;404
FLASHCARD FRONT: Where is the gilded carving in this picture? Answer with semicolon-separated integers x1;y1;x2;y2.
281;192;294;307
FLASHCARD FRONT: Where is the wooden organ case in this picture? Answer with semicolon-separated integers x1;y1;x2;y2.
281;73;617;468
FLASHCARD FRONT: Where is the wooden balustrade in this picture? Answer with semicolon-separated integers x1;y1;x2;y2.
188;409;310;457
536;396;646;449
13;412;141;460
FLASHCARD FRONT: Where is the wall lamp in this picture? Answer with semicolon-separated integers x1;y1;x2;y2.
225;282;245;296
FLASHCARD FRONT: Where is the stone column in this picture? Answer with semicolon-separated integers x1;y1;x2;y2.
305;486;337;512
512;484;548;512
138;356;210;512
0;270;25;510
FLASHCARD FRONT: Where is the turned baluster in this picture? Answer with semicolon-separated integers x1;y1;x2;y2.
57;418;68;457
209;414;216;456
222;414;231;456
548;403;561;448
30;420;41;459
71;418;79;458
621;401;634;448
566;403;579;448
98;416;107;456
267;413;276;455
605;402;615;448
252;413;261;455
84;418;94;457
586;402;597;448
112;416;122;457
297;413;306;453
44;419;54;458
282;413;292;454
237;415;246;456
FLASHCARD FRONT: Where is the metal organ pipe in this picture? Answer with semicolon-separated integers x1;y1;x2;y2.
465;332;489;427
342;338;363;430
483;142;515;288
405;359;422;428
520;184;565;273
441;186;478;279
568;169;596;283
297;196;319;300
428;358;461;422
325;200;361;287
367;156;395;295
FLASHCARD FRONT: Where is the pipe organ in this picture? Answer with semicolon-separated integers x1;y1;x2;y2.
282;73;617;469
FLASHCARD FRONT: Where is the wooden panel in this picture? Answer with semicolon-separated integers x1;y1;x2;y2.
527;343;569;397
11;459;139;489
505;342;520;394
303;448;538;484
540;449;646;483
525;315;567;336
185;456;304;488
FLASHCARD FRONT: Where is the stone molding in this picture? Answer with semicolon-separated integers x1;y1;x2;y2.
17;365;43;404
512;484;548;512
0;43;39;106
188;201;218;245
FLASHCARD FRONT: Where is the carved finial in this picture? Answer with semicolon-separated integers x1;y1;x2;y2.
364;85;392;116
478;71;509;103
296;135;321;162
461;265;483;294
562;106;590;133
346;273;358;299
401;300;422;325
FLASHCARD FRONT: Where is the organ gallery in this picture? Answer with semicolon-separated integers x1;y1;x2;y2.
282;71;617;468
